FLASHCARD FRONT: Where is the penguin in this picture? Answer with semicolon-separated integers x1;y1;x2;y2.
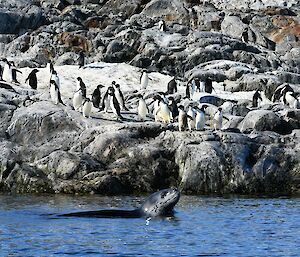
50;80;64;105
158;98;172;123
78;51;85;68
252;90;262;108
185;83;191;99
166;78;177;94
77;77;86;98
272;84;294;102
194;78;201;92
213;107;223;131
140;70;149;90
152;95;163;122
113;83;128;111
284;91;299;108
101;86;113;112
190;79;196;99
178;105;188;132
158;20;166;32
92;84;105;109
108;87;123;120
46;61;54;74
187;105;196;131
168;96;179;121
205;78;213;93
73;87;83;111
199;80;205;92
2;59;13;82
137;94;148;121
51;70;60;88
10;62;22;84
195;105;208;131
82;97;92;118
25;69;39;90
241;27;249;43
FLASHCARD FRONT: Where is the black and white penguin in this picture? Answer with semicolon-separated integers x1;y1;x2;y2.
77;77;86;98
178;105;188;132
284;91;299;108
10;62;22;84
187;104;196;131
101;86;113;112
51;70;60;88
158;20;166;32
272;84;294;102
50;80;64;105
213;107;223;131
73;87;83;111
78;51;85;68
194;78;201;92
140;70;149;90
195;105;208;131
2;58;13;82
152;95;162;122
158;97;172;123
252;90;262;108
166;78;177;94
168;96;179;121
25;69;39;90
108;87;123;120
204;78;213;93
92;84;105;109
137;94;148;121
113;83;128;111
241;27;249;43
82;97;92;118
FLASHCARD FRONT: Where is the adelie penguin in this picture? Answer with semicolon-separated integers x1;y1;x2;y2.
73;87;83;112
10;61;22;84
166;77;177;94
2;58;13;82
25;69;39;90
137;94;148;121
51;70;60;89
194;105;208;131
78;51;85;69
252;90;262;108
187;104;196;131
82;97;92;118
77;77;87;98
108;87;123;120
178;105;189;132
168;96;179;121
92;84;105;109
213;107;223;131
113;82;129;111
158;20;166;32
50;80;64;105
140;70;149;90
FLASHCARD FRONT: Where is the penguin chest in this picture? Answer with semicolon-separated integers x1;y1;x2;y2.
50;85;59;104
73;92;83;110
3;64;12;82
196;112;205;130
138;100;147;119
83;102;92;117
141;74;148;89
160;104;171;123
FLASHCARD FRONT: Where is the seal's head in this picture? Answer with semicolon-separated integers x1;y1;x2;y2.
141;187;180;217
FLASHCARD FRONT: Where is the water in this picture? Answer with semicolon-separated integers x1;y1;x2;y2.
0;194;299;257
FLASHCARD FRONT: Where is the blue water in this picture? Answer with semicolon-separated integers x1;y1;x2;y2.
0;194;299;256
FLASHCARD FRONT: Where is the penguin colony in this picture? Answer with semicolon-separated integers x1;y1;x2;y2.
0;45;299;131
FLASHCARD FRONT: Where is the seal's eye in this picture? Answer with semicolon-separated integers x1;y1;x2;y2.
161;191;167;198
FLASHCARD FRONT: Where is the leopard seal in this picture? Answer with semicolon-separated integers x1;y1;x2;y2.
60;188;180;218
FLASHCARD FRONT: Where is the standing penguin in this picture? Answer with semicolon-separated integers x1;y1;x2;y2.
158;20;166;32
108;87;123;120
82;97;92;118
113;83;128;111
152;95;162;122
137;94;148;121
25;69;39;90
213;107;223;131
166;78;177;94
199;80;205;92
284;91;299;108
178;105;188;132
195;105;208;131
73;87;83;111
51;70;60;88
168;96;179;121
252;90;262;108
50;80;64;105
205;78;213;93
101;86;113;112
10;62;22;84
78;51;85;69
92;84;105;109
77;77;86;97
187;104;196;131
140;70;149;90
158;98;172;123
2;59;13;82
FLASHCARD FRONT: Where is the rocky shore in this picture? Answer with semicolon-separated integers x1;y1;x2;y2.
0;0;299;195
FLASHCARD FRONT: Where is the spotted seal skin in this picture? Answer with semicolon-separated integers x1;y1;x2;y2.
60;188;180;219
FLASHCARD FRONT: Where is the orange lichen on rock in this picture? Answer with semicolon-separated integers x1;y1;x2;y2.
58;32;91;52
